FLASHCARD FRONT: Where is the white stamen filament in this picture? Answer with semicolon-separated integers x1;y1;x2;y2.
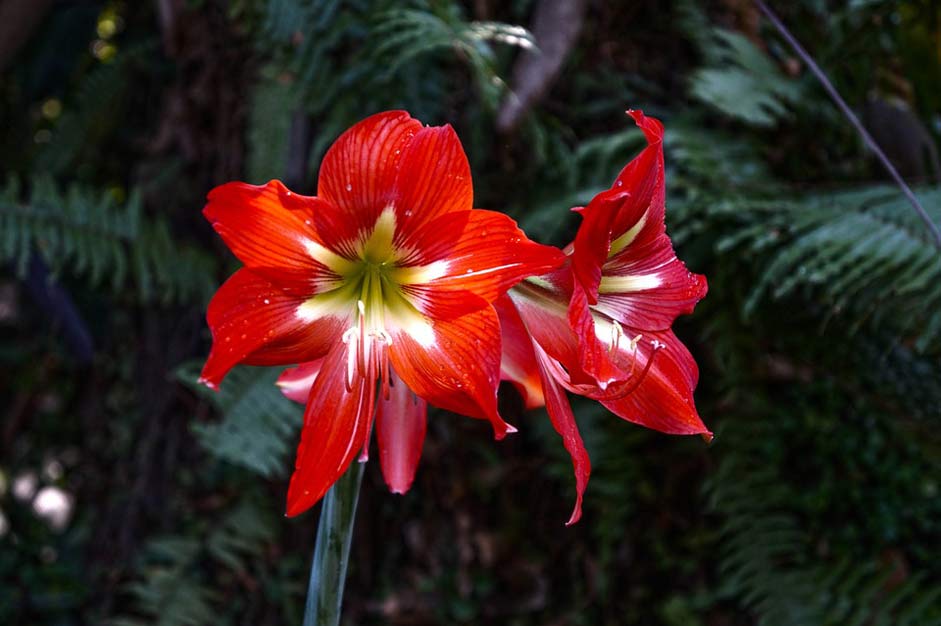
342;299;393;393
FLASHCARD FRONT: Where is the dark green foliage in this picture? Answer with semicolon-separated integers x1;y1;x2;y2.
0;176;217;305
177;363;303;478
2;1;940;625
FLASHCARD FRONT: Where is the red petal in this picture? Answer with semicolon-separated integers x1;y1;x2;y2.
595;235;708;331
204;180;337;276
507;272;594;387
199;269;344;389
402;210;566;319
596;330;710;436
567;283;628;389
570;110;667;303
376;369;427;494
533;342;590;525
276;360;323;404
494;294;544;410
391;123;473;232
286;343;376;516
317;111;422;242
388;306;514;439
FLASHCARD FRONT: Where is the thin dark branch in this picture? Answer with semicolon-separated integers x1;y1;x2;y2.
754;0;941;251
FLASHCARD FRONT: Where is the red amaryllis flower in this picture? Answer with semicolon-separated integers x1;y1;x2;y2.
499;110;709;524
199;110;564;515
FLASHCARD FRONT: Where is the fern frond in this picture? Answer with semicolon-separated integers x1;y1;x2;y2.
680;1;802;127
177;363;303;478
0;176;217;305
371;7;533;109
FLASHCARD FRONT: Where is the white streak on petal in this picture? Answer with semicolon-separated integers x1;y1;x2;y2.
598;273;661;294
299;237;354;273
393;260;451;285
608;211;648;256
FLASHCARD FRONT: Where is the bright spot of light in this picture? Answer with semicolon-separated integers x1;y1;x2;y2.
91;40;117;62
43;458;64;481
12;471;38;501
33;486;74;531
97;18;117;39
41;98;62;119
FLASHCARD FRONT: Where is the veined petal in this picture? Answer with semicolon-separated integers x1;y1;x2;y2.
199;269;345;389
286;343;376;516
567;283;628;389
494;294;544;410
318;110;422;238
595;235;708;331
390;123;473;232
376;369;428;494
507;274;594;387
276;360;323;404
397;210;566;319
204;180;341;277
388;306;514;439
533;341;590;526
595;330;710;437
570;109;667;303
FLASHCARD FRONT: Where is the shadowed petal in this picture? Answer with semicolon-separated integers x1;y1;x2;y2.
376;369;428;494
533;341;590;526
495;294;544;410
286;343;376;517
276;360;323;404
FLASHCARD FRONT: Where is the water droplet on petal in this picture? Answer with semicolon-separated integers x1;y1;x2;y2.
346;183;352;192
404;209;412;217
616;180;623;187
264;299;270;304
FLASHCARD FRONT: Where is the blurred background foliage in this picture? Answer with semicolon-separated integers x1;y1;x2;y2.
1;0;939;624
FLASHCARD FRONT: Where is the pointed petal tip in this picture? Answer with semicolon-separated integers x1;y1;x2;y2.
564;494;584;526
197;375;219;392
493;420;518;440
388;482;413;495
626;108;664;144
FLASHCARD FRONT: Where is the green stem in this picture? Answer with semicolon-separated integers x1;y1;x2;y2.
302;461;365;626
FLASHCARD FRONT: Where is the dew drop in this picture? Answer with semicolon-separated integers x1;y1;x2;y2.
264;298;270;304
466;268;474;274
404;209;412;217
616;180;623;187
305;219;311;226
346;183;352;192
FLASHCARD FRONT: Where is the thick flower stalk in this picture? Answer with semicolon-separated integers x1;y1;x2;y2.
199;111;564;515
499;110;710;524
